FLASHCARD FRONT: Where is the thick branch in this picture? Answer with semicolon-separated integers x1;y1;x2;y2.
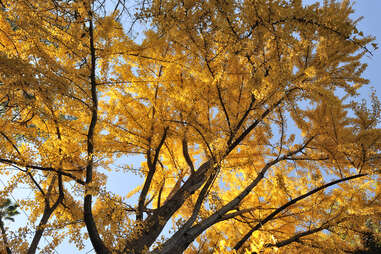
83;13;111;254
155;169;219;253
27;172;65;253
137;127;168;220
27;207;54;254
187;169;218;227
153;137;316;254
182;137;195;174
123;160;214;253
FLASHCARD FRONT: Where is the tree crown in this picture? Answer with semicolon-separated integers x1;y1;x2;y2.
0;0;380;253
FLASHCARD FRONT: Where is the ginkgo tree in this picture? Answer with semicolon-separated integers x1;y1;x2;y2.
0;0;380;253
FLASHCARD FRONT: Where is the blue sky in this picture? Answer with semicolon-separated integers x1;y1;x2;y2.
353;1;381;98
2;1;381;253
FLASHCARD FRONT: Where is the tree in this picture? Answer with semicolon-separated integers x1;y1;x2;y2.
0;0;380;253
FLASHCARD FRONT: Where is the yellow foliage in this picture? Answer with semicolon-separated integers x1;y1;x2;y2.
0;0;379;253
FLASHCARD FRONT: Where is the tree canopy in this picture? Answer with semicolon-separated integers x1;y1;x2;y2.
0;0;380;253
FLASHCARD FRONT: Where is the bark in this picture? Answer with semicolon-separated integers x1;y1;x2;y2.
137;127;168;220
27;174;64;254
83;13;111;254
27;209;51;254
123;160;213;253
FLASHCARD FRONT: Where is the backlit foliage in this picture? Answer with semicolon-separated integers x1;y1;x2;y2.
0;0;380;253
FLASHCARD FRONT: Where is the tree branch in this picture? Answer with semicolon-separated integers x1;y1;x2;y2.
227;94;256;146
182;137;195;174
83;11;111;254
137;127;168;220
264;225;328;249
233;173;367;251
226;88;298;156
123;159;215;253
0;158;85;185
216;82;232;135
152;136;316;254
